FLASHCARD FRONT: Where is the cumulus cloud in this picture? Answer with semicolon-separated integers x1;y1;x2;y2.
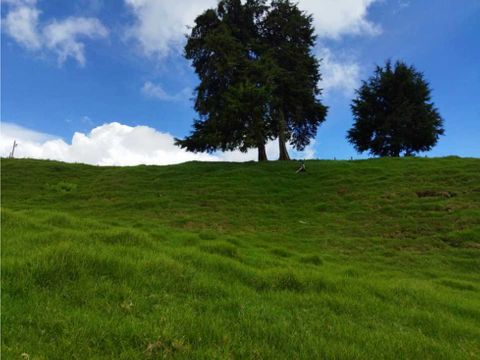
318;47;361;96
1;122;56;144
2;1;41;49
300;0;380;39
1;0;108;65
124;0;380;59
1;122;315;166
124;0;216;59
142;81;191;102
43;17;108;66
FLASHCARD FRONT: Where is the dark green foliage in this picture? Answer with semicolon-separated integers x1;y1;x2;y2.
176;0;327;161
176;0;272;161
262;0;327;160
347;60;444;157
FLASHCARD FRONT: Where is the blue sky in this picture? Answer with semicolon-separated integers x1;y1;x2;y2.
1;0;479;165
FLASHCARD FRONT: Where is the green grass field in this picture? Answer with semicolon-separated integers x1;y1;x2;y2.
1;157;480;359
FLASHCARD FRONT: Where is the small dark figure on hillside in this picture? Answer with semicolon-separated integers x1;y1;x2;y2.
296;160;306;173
347;60;444;157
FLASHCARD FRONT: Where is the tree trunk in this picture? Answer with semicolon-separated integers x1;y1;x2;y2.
278;109;290;161
257;142;267;162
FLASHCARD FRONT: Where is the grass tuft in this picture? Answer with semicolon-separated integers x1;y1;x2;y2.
299;254;323;266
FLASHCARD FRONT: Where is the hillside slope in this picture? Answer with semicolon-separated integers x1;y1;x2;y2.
2;157;480;359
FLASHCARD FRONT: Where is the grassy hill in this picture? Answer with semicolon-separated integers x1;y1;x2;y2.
1;157;480;359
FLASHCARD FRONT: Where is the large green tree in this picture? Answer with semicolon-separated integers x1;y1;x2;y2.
175;0;272;161
176;0;327;161
261;0;327;160
347;60;444;157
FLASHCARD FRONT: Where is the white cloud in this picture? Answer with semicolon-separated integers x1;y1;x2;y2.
1;0;108;65
142;81;191;102
43;17;108;66
2;1;41;49
1;122;56;144
124;0;380;59
318;47;361;96
124;0;216;59
300;0;380;39
1;122;315;166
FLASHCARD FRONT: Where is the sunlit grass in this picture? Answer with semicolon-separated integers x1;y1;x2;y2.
1;157;479;358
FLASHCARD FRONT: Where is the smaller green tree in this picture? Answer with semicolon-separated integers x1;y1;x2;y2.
347;60;444;157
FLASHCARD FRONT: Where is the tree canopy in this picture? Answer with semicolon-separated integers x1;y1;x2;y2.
261;0;327;160
175;1;270;159
347;60;444;157
175;0;327;161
